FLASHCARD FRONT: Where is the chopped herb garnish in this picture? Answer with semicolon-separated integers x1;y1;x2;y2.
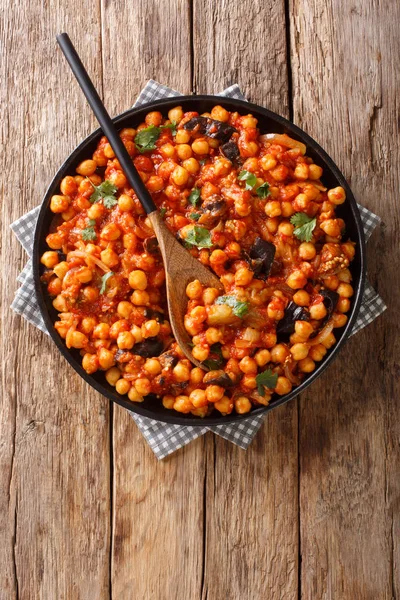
238;170;257;191
82;219;97;241
190;212;202;221
100;271;114;294
215;295;249;318
184;226;213;248
201;343;224;370
188;187;201;206
256;182;271;198
255;369;278;396
159;207;167;219
134;123;176;153
290;213;317;242
88;179;118;208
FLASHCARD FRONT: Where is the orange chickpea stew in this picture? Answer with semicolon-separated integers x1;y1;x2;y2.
41;105;355;418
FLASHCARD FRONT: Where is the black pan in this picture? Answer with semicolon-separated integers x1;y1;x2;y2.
33;96;366;425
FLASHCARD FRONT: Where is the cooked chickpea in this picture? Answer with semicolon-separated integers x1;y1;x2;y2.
239;356;258;374
142;320;160;338
308;164;323;180
203;287;220;305
76;159;97;176
309;303;327;320
100;223;121;241
41;251;59;268
337;298;351;313
176;144;192;161
168;106;184;123
332;313;348;328
234;267;254;286
182;157;200;174
190;367;205;385
109;320;129;339
308;344;327;361
46;232;64;249
117;194;135;211
298;357;316;373
116;301;132;319
131;325;143;343
298;242;316;260
186;279;203;299
93;322;110;339
106;367;121;386
98;348;115;369
171;165;190;186
100;248;119;269
80;317;96;334
338;268;352;283
293;290;310;306
211;105;229;122
278;222;294;237
173;362;191;382
117;331;135;350
321;332;336;349
270;344;290;363
81;353;98;374
205;385;225;403
173;395;192;413
81;286;99;303
87;203;105;220
144;359;162;376
294;321;314;340
337;283;353;298
294;163;309;180
290;343;309;361
108;171;127;189
50;195;70;213
60;175;77;196
327;186;346;205
214;396;234;414
190;389;208;408
264;201;281;218
162;395;175;409
286;270;308;290
145;111;162;126
192;139;209;155
205;327;223;345
115;379;130;395
254;349;271;367
234;396;252;414
128;387;144;403
175;129;190;144
320;219;342;238
128;270;148;290
275;376;292;395
135;378;152;396
260;155;277;171
192;345;209;361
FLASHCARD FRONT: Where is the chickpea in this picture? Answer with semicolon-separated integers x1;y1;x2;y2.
286;270;308;290
162;395;175;409
117;331;135;350
76;159;97;176
61;206;75;221
332;313;348;328
106;367;121;386
290;343;309;361
82;353;99;374
302;184;320;201
205;385;225;403
307;164;323;180
321;332;336;349
337;283;353;298
192;345;209;361
175;129;190;144
52;262;68;281
298;242;316;260
115;301;132;319
205;327;223;345
241;141;259;157
337;268;352;283
142;319;160;338
65;330;87;349
278;222;294;237
327;186;346;205
323;275;340;290
320;219;342;238
171;165;189;187
144;358;162;376
100;223;121;241
294;163;309;180
214;396;234;415
209;249;228;266
131;290;150;306
135;377;152;396
186;279;203;299
131;325;143;343
270;344;290;363
308;344;327;362
239;356;258;374
181;157;199;174
144;111;162;126
60;175;77;196
50;195;69;213
337;298;351;313
128;270;147;291
46;232;64;249
93;323;110;339
108;171;127;189
173;361;191;382
254;349;271;367
293;290;310;306
82;286;99;303
168;106;184;123
159;143;176;159
47;277;61;295
235;267;254;287
264;201;281;218
294;321;314;340
116;194;134;212
123;232;138;251
114;379;130;395
211;105;229;122
234;396;251;414
242;375;257;390
173;395;192;413
266;217;279;234
190;389;208;408
275;376;292;395
109;320;129;339
260;155;277;171
128;387;144;403
100;248;119;269
309;303;327;320
175;144;192;161
146;176;164;192
203;287;220;305
192;139;209;155
41;251;59;268
87;203;104;220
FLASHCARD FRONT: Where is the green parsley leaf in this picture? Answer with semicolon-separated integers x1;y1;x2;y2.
134;123;176;153
89;180;118;206
215;295;249;318
238;170;257;191
256;182;271;198
190;212;202;221
201;343;224;370
184;226;213;248
255;369;278;396
290;213;317;242
100;271;114;294
82;219;97;241
159;207;167;219
188;187;201;206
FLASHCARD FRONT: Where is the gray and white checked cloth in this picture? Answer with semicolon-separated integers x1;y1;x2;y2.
11;81;387;459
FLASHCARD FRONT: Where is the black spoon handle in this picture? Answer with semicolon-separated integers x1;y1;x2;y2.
56;33;157;215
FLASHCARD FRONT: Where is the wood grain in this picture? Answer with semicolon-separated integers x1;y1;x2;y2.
290;0;399;597
0;5;111;600
194;2;299;598
99;3;206;599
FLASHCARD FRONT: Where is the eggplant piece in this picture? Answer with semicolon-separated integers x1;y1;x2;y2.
158;352;179;369
183;116;237;143
202;370;236;388
249;237;276;278
143;236;159;254
221;139;240;163
197;197;228;227
276;301;310;335
132;337;164;357
143;308;165;322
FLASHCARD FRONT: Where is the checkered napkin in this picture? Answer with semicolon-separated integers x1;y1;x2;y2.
11;81;386;459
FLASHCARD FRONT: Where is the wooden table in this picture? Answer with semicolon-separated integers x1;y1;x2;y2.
1;1;398;598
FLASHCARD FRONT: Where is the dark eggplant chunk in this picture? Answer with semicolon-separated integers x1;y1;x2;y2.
183;116;237;143
143;236;159;254
276;301;310;335
221;139;240;163
158;352;179;369
197;196;228;227
202;369;236;388
132;337;164;357
249;237;276;278
143;307;165;322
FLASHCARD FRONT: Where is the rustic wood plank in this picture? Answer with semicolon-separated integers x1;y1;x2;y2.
100;3;206;599
194;2;299;598
290;0;398;597
0;7;111;599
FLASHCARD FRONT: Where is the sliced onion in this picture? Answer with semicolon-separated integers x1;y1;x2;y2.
284;361;301;386
68;250;111;272
308;320;334;346
259;133;306;155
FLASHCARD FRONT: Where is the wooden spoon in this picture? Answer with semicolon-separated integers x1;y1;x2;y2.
56;33;222;368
